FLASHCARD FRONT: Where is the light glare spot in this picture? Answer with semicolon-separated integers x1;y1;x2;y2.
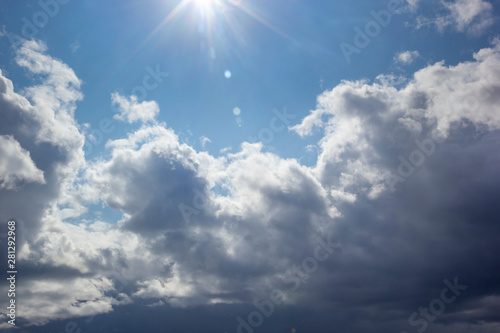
233;107;241;115
224;70;231;78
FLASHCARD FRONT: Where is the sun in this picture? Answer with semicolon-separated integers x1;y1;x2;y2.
192;0;220;18
193;0;216;7
193;0;211;11
134;0;294;58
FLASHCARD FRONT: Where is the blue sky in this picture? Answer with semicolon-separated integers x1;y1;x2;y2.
1;0;500;332
1;0;495;161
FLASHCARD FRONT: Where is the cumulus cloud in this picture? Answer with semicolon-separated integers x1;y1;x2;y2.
0;40;91;324
1;39;500;333
0;39;84;233
293;39;500;196
288;39;500;331
82;125;336;307
112;92;159;123
0;135;45;189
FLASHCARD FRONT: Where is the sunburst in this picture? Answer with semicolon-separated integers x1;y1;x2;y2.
141;0;294;48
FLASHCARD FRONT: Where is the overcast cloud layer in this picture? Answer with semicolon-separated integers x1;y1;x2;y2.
1;1;500;332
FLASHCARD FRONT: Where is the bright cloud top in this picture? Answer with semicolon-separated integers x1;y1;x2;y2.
0;134;45;189
112;93;160;123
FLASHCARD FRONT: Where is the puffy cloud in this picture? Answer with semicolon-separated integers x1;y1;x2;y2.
112;92;159;123
0;47;128;331
82;125;337;308
411;40;500;133
0;134;45;189
394;50;420;64
15;41;84;151
287;39;500;333
293;39;500;197
0;39;84;240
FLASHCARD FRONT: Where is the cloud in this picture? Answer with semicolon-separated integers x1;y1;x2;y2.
0;39;84;236
406;0;421;10
0;134;45;189
18;276;116;324
111;92;159;123
70;40;80;54
1;39;500;332
219;146;232;154
293;39;500;196
82;125;336;307
415;0;494;35
394;50;420;64
288;39;500;332
200;135;211;148
0;40;93;324
443;0;494;33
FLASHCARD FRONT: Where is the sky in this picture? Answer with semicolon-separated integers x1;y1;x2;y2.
0;0;500;332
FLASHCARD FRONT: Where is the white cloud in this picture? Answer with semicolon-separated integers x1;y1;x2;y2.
0;39;85;219
0;135;45;189
112;92;159;123
293;39;500;198
13;41;84;158
443;0;494;33
19;277;115;325
200;135;212;148
219;146;232;154
415;0;494;35
394;50;420;64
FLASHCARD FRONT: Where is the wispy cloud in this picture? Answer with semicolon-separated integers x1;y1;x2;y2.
199;136;211;149
414;0;495;35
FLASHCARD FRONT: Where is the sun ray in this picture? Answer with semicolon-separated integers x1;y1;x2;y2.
131;0;297;65
227;0;297;44
150;0;192;37
133;0;193;56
